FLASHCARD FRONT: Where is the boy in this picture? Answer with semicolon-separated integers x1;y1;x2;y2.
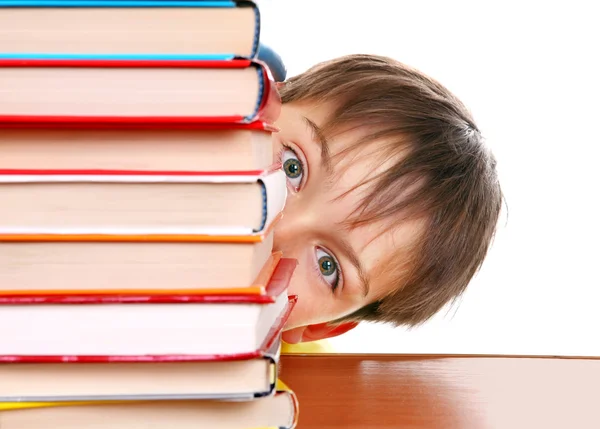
271;54;503;346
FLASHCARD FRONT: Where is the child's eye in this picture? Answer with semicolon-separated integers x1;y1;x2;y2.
281;146;304;190
315;247;341;292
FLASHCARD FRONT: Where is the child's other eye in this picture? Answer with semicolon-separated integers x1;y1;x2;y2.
281;146;304;190
315;247;341;292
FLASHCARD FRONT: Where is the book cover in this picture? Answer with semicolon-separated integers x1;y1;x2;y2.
0;164;286;239
0;294;297;401
0;389;299;429
0;58;281;124
0;258;297;360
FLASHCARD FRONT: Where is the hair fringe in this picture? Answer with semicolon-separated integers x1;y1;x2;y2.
280;54;503;327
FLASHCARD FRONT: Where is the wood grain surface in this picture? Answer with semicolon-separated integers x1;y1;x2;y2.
280;354;600;429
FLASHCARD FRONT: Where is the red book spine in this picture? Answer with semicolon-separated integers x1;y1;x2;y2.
253;59;282;125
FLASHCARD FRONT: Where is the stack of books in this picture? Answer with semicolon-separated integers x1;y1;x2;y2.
0;1;299;428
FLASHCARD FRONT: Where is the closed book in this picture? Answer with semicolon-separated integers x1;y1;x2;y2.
0;259;297;402
0;122;274;172
0;58;280;124
0;331;285;402
0;0;261;59
0;166;286;234
0;258;297;358
0;166;286;294
0;389;298;429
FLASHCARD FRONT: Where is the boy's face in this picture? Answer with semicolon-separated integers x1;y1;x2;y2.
272;101;423;343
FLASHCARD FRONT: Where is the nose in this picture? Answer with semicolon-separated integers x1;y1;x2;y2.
272;196;312;255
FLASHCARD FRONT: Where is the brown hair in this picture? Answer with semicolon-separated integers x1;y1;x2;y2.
279;54;503;327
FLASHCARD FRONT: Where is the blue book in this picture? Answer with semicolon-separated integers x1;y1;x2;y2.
0;0;260;60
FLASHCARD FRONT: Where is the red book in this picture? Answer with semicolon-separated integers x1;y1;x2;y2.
0;120;277;174
0;58;281;125
0;259;297;402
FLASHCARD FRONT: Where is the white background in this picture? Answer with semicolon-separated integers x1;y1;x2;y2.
258;0;600;356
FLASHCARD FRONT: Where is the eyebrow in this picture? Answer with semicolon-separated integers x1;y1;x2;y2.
302;116;333;175
337;236;371;298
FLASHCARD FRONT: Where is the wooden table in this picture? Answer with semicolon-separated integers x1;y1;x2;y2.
280;354;600;429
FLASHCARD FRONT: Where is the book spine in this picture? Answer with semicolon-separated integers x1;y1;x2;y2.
242;0;261;58
252;61;281;124
261;294;298;352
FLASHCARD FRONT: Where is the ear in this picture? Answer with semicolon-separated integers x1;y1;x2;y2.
275;81;286;91
282;321;359;344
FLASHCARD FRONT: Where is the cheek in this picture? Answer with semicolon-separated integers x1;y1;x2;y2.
286;261;310;297
284;263;322;329
284;260;347;329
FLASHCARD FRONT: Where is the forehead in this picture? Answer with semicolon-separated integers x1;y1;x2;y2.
282;100;399;178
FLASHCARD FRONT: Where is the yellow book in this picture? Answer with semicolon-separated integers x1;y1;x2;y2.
0;380;298;429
